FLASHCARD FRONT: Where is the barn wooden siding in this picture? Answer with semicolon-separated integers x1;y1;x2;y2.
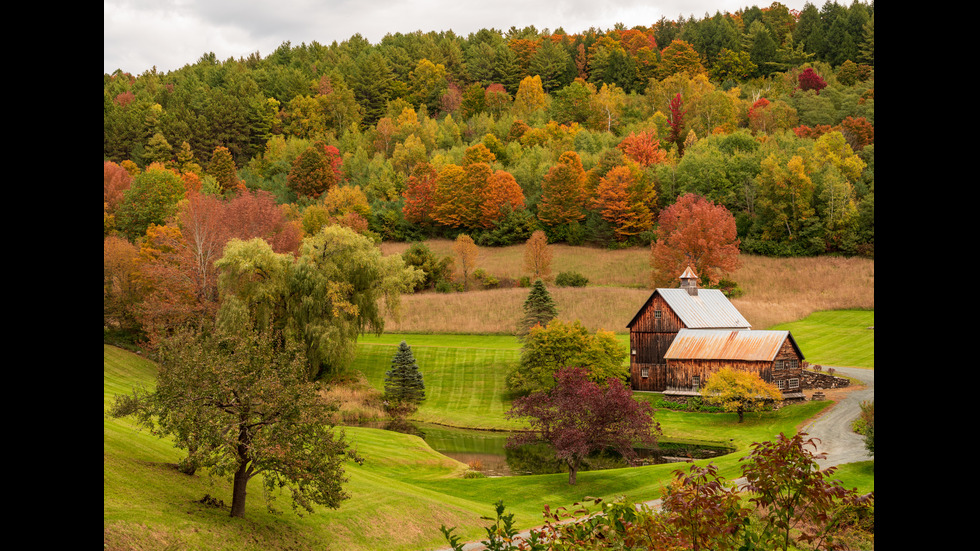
667;342;805;394
629;294;684;391
629;295;683;361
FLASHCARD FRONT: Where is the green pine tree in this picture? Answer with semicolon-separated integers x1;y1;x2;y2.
384;341;425;406
517;279;559;337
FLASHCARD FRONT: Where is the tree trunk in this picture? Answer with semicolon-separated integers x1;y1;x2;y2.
230;461;250;518
230;420;252;518
567;458;580;485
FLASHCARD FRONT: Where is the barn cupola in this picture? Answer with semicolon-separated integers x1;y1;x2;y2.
679;266;699;296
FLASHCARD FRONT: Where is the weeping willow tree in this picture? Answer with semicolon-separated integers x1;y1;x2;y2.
216;225;422;380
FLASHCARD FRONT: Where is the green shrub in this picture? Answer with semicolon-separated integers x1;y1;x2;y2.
435;279;459;293
473;268;500;289
555;271;589;287
715;277;744;298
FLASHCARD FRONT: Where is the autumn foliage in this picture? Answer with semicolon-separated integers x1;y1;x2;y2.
506;366;659;485
797;67;828;93
287;142;343;199
537;151;588;227
617;131;667;167
651;193;740;288
592;165;657;241
522;230;553;280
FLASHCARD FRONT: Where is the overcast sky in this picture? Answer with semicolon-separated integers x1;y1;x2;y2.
104;0;813;75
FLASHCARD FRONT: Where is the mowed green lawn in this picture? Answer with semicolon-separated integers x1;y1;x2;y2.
770;310;874;368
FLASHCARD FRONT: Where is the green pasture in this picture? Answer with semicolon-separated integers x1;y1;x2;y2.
105;310;873;550
771;309;875;368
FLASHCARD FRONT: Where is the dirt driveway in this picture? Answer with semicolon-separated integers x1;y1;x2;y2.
800;366;874;468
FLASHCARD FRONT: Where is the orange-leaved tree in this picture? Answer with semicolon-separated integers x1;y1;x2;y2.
480;170;525;228
617;131;667;167
592;164;657;241
522;230;553;280
402;163;438;226
651;193;739;288
538;151;588;228
287;142;343;199
453;234;479;291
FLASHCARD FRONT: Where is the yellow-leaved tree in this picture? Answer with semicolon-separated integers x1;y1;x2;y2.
700;367;782;422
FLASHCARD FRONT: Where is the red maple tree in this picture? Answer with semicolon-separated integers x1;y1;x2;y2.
506;366;660;485
650;193;740;288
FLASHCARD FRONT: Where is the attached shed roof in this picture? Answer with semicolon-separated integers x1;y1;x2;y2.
664;329;803;362
627;288;751;330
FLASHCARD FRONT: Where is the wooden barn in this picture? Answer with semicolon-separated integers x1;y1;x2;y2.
663;329;805;398
627;267;805;398
627;267;750;391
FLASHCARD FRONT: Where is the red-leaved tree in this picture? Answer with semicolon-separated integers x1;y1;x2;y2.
506;366;660;485
668;92;686;147
797;68;828;93
651;193;740;288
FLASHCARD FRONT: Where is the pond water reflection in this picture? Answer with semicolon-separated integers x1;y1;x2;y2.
411;422;734;477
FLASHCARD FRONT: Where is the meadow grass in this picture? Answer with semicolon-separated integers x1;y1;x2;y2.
381;243;874;334
770;310;874;368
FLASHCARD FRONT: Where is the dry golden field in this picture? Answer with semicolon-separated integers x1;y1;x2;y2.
380;240;874;334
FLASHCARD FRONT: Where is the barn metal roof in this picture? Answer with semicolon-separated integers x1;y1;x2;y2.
664;329;801;361
657;288;751;329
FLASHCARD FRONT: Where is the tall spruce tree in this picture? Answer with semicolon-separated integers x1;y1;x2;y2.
384;341;425;405
517;279;559;337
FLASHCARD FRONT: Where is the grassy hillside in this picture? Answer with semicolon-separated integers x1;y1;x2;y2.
106;340;855;550
771;310;875;368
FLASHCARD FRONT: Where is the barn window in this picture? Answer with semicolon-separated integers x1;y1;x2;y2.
654;309;662;320
788;359;799;369
789;378;799;389
692;375;700;390
777;380;786;390
774;360;784;370
641;367;649;378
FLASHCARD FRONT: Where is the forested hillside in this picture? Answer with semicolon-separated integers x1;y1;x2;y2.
104;1;874;333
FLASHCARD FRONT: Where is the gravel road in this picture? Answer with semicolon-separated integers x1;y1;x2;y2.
802;366;874;468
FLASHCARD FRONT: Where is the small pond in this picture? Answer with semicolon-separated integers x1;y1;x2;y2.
402;422;734;477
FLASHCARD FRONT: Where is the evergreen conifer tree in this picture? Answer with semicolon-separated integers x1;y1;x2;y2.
517;279;559;337
384;341;425;405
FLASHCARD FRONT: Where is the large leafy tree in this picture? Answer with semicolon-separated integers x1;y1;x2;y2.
507;366;660;485
509;319;627;394
287;142;343;200
592;164;657;241
116;164;186;240
216;226;421;380
650;193;740;288
537;151;588;227
700;367;782;423
111;327;357;518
